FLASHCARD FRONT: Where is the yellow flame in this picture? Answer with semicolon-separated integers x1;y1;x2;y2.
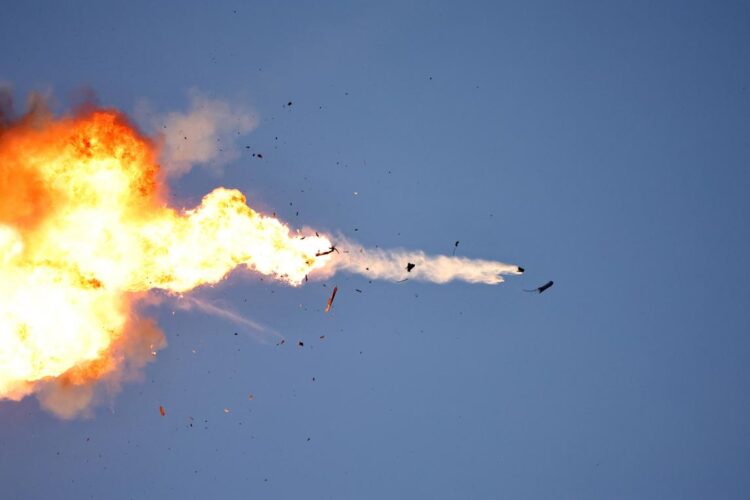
0;110;330;397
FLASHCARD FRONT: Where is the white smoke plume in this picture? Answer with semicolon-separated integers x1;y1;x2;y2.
320;237;523;285
136;89;258;177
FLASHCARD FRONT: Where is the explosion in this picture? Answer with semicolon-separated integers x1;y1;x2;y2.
0;98;521;418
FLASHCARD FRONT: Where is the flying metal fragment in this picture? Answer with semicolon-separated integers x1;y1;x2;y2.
316;245;339;257
406;262;416;272
524;281;554;294
325;286;338;313
159;405;166;417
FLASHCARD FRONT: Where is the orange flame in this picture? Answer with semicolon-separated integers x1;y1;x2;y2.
0;109;331;406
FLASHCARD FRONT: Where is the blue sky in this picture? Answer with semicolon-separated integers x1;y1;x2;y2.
1;1;749;498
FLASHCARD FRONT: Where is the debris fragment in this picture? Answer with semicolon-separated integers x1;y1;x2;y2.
355;289;362;293
159;405;166;417
298;340;304;347
315;245;338;256
319;335;325;340
524;280;554;294
248;393;254;400
406;262;416;272
453;241;459;255
325;286;338;313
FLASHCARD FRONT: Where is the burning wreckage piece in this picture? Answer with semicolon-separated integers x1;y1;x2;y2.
325;286;338;313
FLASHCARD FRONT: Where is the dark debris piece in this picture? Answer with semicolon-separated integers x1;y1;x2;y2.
406;262;416;272
524;280;554;294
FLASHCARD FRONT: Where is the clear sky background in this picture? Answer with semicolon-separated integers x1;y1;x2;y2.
1;1;749;499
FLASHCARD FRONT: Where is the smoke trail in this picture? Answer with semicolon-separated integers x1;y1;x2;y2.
176;295;282;343
325;237;523;285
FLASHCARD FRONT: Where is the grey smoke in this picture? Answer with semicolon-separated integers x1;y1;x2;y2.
136;89;258;177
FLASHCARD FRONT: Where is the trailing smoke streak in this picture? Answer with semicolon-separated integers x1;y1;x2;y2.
176;296;281;343
331;238;522;285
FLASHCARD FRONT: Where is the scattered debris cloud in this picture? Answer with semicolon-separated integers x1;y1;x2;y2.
0;94;521;418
